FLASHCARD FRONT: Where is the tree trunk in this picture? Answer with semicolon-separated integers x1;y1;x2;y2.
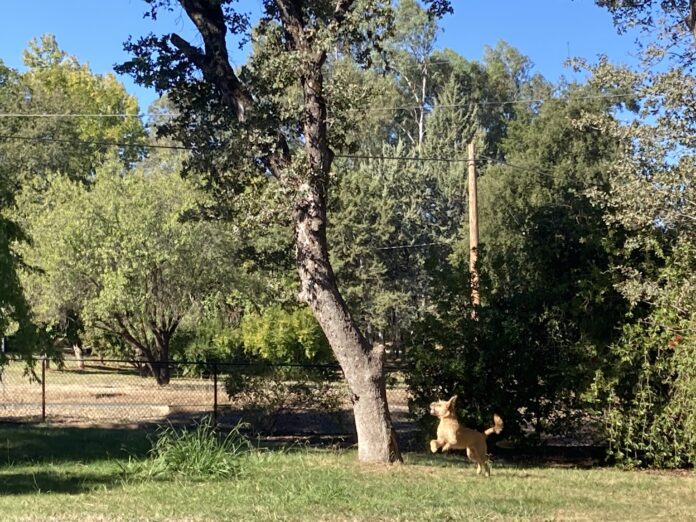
152;330;171;386
72;344;84;370
295;186;400;463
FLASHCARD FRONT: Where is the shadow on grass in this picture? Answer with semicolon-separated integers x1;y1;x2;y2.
0;469;119;495
0;424;153;465
0;424;155;495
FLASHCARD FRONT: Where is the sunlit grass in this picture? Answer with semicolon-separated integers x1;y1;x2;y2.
0;426;694;521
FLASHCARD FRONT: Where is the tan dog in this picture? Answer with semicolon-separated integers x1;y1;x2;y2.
429;396;503;476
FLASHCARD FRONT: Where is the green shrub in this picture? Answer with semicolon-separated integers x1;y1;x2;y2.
239;305;332;363
592;242;696;468
595;316;695;468
224;365;346;431
170;316;245;376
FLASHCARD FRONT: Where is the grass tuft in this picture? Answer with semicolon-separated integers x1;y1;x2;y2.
123;418;250;480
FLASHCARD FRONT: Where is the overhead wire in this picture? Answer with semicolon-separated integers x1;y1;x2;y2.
0;134;569;182
5;135;688;249
0;134;484;165
0;135;193;151
374;240;453;251
0;134;591;183
0;91;640;121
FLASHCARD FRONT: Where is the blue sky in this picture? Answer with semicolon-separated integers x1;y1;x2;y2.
0;1;640;112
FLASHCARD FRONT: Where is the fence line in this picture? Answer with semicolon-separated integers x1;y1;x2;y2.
0;357;415;442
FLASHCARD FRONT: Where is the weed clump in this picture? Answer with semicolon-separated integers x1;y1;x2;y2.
125;418;250;479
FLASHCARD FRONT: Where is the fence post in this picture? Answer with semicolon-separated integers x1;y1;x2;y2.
212;362;218;425
41;357;46;423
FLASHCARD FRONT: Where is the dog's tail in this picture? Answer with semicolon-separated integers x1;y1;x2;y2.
484;414;503;436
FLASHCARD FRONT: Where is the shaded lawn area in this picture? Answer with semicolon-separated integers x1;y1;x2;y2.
0;425;694;521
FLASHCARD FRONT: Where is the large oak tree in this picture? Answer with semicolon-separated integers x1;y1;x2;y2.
118;0;451;463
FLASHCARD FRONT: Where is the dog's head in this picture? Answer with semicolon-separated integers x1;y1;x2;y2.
429;395;457;419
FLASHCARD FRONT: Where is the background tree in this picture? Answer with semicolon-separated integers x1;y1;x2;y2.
2;35;145;186
0;63;37;361
19;156;240;384
329;77;478;354
385;0;439;150
0;36;146;365
407;85;630;440
576;10;695;463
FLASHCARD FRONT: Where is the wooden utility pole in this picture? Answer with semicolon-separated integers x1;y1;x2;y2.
468;142;480;316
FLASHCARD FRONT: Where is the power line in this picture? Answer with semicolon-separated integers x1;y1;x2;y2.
335;153;474;164
0;134;592;179
478;154;558;179
374;240;452;251
0;92;640;120
0;134;612;184
0;135;485;164
0;113;148;119
0;135;193;151
340;92;637;113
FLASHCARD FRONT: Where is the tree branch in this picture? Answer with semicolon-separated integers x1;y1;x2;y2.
173;0;291;176
334;0;356;24
275;0;305;45
169;33;205;70
175;0;251;121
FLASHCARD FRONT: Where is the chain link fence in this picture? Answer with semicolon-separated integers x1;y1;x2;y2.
0;357;417;444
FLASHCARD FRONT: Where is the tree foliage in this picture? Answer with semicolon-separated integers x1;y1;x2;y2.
575;20;696;465
0;35;145;363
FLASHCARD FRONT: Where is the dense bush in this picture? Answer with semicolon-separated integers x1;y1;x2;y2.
593;245;696;467
170;316;244;373
238;305;332;363
406;276;600;443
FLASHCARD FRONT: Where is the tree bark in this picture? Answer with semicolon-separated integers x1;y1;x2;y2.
295;184;400;463
294;60;401;463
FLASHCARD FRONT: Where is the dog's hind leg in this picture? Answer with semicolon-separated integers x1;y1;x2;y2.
467;447;488;476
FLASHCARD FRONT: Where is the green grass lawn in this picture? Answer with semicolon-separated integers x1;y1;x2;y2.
0;425;694;521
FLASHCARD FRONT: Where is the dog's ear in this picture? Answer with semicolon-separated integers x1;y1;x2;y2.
447;395;457;408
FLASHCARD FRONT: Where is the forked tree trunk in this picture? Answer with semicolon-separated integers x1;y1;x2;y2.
295;185;400;463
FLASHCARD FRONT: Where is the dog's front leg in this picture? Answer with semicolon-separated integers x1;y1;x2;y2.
430;439;445;453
